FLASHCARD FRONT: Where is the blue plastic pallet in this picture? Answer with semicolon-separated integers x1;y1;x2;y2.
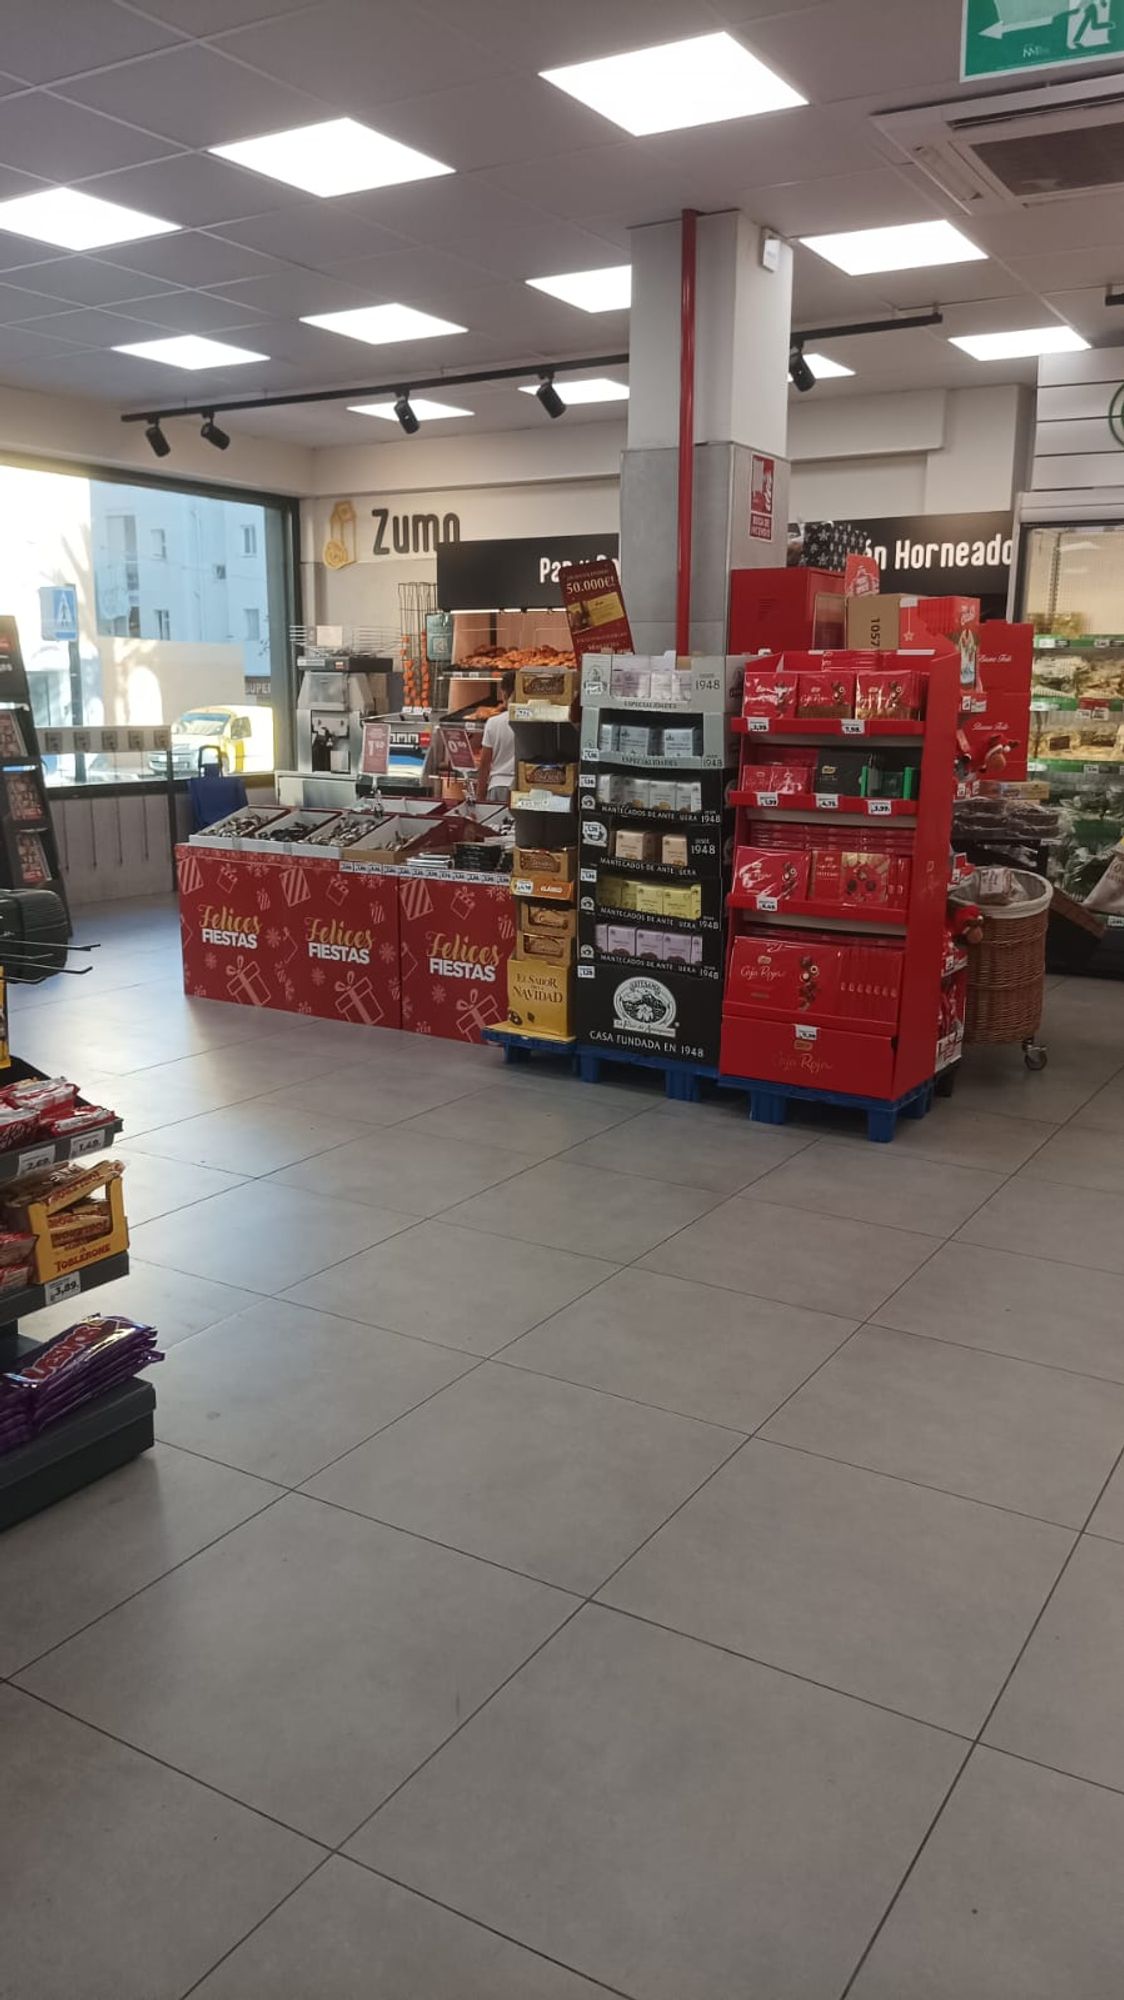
718;1072;935;1143
575;1044;719;1102
483;1028;578;1070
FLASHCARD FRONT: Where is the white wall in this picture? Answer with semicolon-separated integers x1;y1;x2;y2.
790;385;1031;520
1032;346;1124;497
0;381;313;495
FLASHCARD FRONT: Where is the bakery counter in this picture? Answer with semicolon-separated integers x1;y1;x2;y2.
176;845;515;1043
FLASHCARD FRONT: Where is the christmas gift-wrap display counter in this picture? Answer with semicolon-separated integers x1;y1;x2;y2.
177;844;516;1044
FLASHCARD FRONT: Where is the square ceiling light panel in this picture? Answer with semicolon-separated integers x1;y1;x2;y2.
803;353;854;378
0;188;178;251
112;335;270;370
349;398;472;420
211;117;453;198
541;31;805;136
301;304;467;344
950;326;1089;360
527;265;631;312
801;220;985;275
518;377;628;405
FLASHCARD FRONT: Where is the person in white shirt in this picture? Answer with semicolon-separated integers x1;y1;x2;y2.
474;671;516;803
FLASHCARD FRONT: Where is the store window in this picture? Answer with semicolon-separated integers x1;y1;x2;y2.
0;460;296;786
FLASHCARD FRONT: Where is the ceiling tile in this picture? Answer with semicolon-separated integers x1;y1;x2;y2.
74;151;300;229
749;0;963;102
202;270;386;318
0;278;77;323
14;305;208;348
98;229;293;287
0;319;95;359
751;167;935;238
418;0;727;68
0;1;184;86
969;193;1124;261
0;91;186;180
56;44;330;149
446;221;627;284
215;1;504;111
343;174;550;248
137;0;313;27
107;288;272;334
0;73;29;97
212;205;407;272
0;255;183;307
327;244;512;303
1006;248;1123;295
369;75;621;175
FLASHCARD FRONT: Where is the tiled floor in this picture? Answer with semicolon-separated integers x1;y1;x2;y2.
3;897;1124;1999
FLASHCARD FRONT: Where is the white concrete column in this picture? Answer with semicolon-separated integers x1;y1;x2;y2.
620;211;793;653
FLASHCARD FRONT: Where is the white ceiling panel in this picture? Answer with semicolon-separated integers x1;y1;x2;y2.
215;1;503;112
211;204;407;271
369;76;624;177
446;222;627;284
343;177;550;248
136;0;315;27
416;0;728;70
0;93;185;181
201;270;391;319
107;288;272;334
0;1;183;87
56;44;330;149
1042;287;1124;344
863;260;1034;313
749;0;964;102
98;230;293;287
748;167;935;239
0;319;95;360
1006;249;1124;297
73;151;300;228
1;256;182;307
0;279;77;324
321;246;505;308
15;305;201;348
970;194;1124;262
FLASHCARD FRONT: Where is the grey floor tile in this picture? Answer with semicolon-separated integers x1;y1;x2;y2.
0;1443;280;1676
954;1044;1114;1123
191;1857;608;1999
749;1138;1004;1238
261;1065;485;1128
285;1221;617;1355
399;1081;646;1162
856;1102;1053;1173
849;1748;1124;2000
602;1441;1072;1734
269;1127;536;1217
132;1180;418;1292
127;1099;372;1174
641;1194;935;1318
1015;1126;1124;1195
1089;1458;1124;1543
305;1363;738;1593
80;1061;268;1133
959;1174;1124;1276
442;1159;721;1261
762;1326;1124;1527
16;1258;262;1349
986;1535;1124;1789
0;1684;317;2000
155;1299;474;1485
874;1240;1124;1382
558;1104;814;1193
111;1143;247;1224
1069;1074;1124;1134
19;1494;571;1848
504;1267;853;1431
352;1604;964;2000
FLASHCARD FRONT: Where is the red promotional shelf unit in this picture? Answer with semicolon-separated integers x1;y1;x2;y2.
721;651;961;1110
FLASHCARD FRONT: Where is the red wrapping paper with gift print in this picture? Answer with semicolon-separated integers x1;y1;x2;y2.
397;874;513;1042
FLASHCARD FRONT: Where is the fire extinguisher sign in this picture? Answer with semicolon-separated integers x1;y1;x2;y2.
749;455;775;542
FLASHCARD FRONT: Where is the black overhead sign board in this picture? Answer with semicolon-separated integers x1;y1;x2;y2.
847;512;1014;596
436;534;619;611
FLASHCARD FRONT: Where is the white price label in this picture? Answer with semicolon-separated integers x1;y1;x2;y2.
577;964;595;979
45;1272;80;1306
16;1143;54;1175
795;1024;818;1042
867;798;892;816
1083;763;1101;774
1088;707;1111;721
580;867;597;883
745;715;769;733
70;1128;107;1157
1108;914;1124;929
702;754;721;768
511;878;534;895
816;793;839;811
841;718;864;735
584;747;600;763
755;791;779;807
756;894;779;911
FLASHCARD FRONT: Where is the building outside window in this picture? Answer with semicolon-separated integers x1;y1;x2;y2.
0;460;295;785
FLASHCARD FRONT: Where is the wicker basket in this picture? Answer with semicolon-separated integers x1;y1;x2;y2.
950;871;1053;1047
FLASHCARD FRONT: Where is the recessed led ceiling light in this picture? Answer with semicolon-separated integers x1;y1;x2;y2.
112;336;269;370
0;187;179;251
800;221;985;275
210;117;453;198
348;397;473;420
527;265;631;312
541;31;805;136
950;325;1090;360
802;353;854;378
517;377;628;405
301;304;466;345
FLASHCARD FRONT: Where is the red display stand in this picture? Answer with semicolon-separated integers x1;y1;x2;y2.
720;651;962;1110
398;872;515;1043
177;846;516;1044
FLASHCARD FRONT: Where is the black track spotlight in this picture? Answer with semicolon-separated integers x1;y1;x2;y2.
535;371;566;419
144;417;170;458
200;411;230;450
394;391;419;435
788;343;816;394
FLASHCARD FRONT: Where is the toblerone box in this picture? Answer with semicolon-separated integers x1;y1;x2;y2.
506;960;573;1037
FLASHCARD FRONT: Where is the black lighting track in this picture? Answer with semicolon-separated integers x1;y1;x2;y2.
1106;287;1124;308
792;310;943;343
120;351;631;426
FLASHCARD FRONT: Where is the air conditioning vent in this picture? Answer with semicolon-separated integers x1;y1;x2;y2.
877;71;1124;211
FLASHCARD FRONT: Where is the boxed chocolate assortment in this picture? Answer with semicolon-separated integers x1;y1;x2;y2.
516;760;578;796
513;666;578;707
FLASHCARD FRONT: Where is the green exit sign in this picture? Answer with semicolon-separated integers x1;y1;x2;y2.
963;0;1123;78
